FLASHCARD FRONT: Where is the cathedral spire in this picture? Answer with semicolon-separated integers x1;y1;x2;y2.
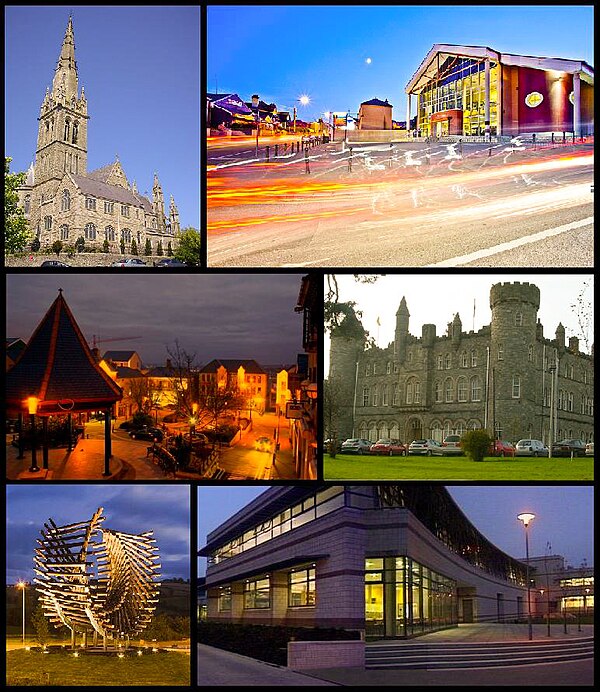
51;16;79;102
169;195;180;235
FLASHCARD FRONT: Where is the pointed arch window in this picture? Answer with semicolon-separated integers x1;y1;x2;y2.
61;189;71;211
72;122;78;144
24;195;31;214
85;196;96;211
44;216;53;231
121;228;132;243
457;377;468;402
434;381;442;403
84;223;96;240
512;375;521;399
105;225;115;242
60;224;69;240
64;119;70;142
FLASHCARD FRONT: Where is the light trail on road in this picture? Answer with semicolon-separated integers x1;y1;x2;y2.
207;153;593;233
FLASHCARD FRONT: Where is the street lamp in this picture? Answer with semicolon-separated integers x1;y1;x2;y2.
517;512;536;640
17;581;26;645
27;396;40;473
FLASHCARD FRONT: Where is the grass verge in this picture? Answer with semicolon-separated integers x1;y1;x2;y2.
323;454;594;481
6;648;190;686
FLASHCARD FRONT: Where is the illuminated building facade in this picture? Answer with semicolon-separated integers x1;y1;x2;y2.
405;44;594;137
528;554;594;617
199;485;529;639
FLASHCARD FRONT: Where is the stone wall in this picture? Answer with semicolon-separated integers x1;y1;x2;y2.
5;253;168;267
287;640;365;670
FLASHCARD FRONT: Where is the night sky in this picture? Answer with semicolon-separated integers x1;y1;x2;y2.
6;273;305;367
6;485;190;584
197;485;593;576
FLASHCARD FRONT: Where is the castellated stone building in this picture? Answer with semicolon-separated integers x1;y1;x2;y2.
17;18;179;253
329;282;594;446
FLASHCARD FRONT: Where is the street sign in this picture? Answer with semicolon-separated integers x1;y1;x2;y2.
285;402;304;419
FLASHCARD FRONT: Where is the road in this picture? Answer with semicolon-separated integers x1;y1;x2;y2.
207;139;594;267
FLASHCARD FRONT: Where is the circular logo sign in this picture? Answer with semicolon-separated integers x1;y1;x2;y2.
525;91;544;108
569;91;575;105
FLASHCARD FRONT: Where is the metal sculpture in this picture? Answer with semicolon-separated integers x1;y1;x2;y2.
34;507;160;649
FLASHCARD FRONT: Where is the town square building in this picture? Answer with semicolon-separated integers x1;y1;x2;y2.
17;17;180;253
405;44;594;137
199;485;529;638
328;281;594;446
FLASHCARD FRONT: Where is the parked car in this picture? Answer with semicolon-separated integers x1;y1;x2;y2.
551;439;587;457
254;436;274;453
585;442;594;457
515;439;548;457
369;439;407;456
154;258;187;267
340;438;372;455
441;434;463;455
110;258;147;267
489;440;516;457
408;439;444;456
128;426;164;442
40;259;70;267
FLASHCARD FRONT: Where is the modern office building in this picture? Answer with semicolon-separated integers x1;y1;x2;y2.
199;485;529;638
529;554;594;617
405;44;594;137
328;281;594;446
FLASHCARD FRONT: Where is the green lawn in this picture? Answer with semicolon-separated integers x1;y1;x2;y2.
6;649;190;686
323;454;594;481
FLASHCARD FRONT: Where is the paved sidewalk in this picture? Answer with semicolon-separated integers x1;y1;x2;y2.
197;644;339;686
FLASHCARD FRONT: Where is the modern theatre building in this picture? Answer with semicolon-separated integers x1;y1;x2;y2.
405;44;594;137
199;485;529;638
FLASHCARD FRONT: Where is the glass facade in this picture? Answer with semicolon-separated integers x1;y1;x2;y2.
243;577;270;609
417;56;499;136
365;557;457;637
209;486;345;564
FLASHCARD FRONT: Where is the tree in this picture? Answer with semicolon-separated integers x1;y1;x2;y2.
31;237;41;252
120;238;126;254
323;378;343;457
157;240;164;256
198;381;245;431
102;238;110;253
31;603;50;646
144;238;152;256
4;157;32;254
166;340;197;417
51;240;63;258
570;279;593;353
131;237;138;255
75;236;85;253
461;429;492;462
174;227;201;266
324;273;379;335
167;241;173;256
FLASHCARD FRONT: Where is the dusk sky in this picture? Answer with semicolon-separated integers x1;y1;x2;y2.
208;5;593;122
197;485;593;577
5;5;200;228
6;273;306;366
6;484;190;584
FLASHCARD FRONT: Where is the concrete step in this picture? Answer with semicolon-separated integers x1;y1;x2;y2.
366;638;594;669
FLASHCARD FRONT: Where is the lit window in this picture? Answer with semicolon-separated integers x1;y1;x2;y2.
288;567;315;607
218;587;231;612
244;577;270;609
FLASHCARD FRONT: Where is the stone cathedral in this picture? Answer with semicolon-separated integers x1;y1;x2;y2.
17;17;180;253
329;282;594;446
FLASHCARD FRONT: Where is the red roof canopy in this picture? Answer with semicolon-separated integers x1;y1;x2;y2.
6;290;123;416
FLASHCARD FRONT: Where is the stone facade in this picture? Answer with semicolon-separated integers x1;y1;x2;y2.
17;18;179;254
329;282;594;445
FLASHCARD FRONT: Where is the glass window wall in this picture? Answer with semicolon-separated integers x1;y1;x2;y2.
244;577;270;609
365;556;457;637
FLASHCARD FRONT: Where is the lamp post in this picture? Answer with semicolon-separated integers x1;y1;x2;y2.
27;397;40;473
17;581;26;645
517;512;536;640
584;587;590;617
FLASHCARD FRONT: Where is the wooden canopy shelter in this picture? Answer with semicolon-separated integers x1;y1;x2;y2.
6;289;122;475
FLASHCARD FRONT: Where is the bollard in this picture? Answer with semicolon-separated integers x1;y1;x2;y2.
265;145;270;161
572;131;575;144
551;132;555;145
459;138;463;157
305;148;310;174
532;133;536;151
348;146;353;172
389;142;393;168
563;131;566;144
275;143;278;157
